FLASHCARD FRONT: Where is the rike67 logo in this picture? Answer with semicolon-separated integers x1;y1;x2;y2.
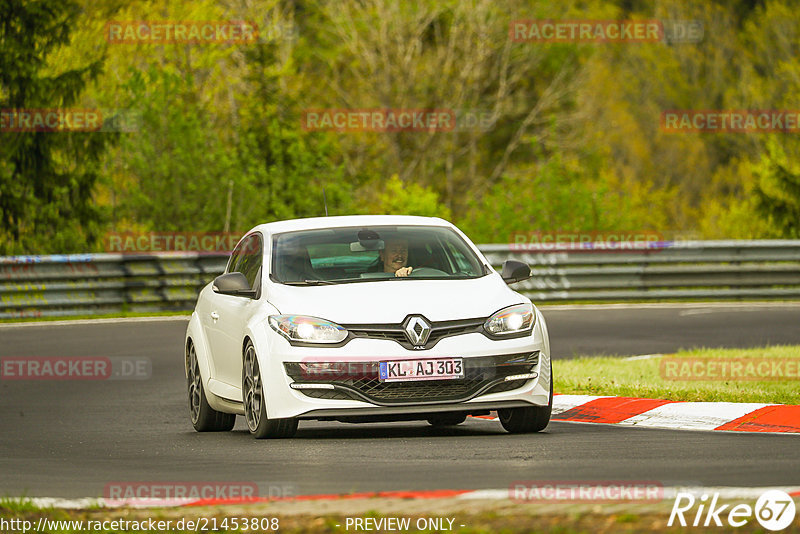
668;490;796;531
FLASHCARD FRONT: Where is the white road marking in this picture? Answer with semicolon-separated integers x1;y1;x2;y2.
18;486;800;508
679;309;716;316
623;354;664;361
459;486;800;500
620;402;773;431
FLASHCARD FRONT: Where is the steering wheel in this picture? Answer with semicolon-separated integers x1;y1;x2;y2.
409;267;448;277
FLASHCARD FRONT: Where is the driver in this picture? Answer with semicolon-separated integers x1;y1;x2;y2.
380;238;413;277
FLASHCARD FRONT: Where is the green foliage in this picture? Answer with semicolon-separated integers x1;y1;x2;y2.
2;0;800;253
235;24;357;226
752;139;800;238
109;67;235;232
458;152;648;243
107;56;353;233
368;175;452;219
234;119;352;225
0;0;108;254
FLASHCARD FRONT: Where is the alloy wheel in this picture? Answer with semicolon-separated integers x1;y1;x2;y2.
187;344;202;424
243;344;263;431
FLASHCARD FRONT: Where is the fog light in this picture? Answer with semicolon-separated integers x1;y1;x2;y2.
504;372;538;381
290;383;335;390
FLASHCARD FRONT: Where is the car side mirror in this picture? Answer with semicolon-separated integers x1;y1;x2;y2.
213;272;257;298
501;260;532;285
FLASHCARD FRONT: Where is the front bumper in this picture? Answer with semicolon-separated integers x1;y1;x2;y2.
285;351;539;406
255;316;551;420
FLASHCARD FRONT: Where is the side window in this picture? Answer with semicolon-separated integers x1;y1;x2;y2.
226;252;239;275
226;239;244;274
235;234;263;289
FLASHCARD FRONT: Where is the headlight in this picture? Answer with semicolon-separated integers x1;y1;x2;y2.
484;303;534;336
268;315;348;344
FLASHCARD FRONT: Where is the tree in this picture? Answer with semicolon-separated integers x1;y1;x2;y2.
0;0;108;253
234;9;358;226
305;0;594;218
752;140;800;238
109;67;236;232
369;174;451;219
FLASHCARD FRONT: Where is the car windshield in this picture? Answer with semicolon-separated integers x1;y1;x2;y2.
271;225;486;284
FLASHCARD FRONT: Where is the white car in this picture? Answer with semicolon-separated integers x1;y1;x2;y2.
185;215;552;438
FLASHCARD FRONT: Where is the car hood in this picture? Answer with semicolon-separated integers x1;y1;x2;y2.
266;274;525;324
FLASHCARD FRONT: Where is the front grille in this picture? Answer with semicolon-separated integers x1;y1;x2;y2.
285;352;538;405
349;329;408;343
345;317;484;349
344;376;485;402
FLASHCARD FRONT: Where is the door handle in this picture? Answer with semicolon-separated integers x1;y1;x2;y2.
210;311;219;321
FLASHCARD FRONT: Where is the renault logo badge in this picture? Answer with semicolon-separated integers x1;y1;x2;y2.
403;315;432;347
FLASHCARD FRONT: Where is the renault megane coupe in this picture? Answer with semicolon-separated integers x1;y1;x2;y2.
185;215;552;438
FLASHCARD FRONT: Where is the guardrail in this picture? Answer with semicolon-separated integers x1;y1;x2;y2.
0;253;228;319
482;240;800;302
2;240;800;318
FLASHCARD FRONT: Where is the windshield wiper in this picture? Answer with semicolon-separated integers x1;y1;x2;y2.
282;279;340;286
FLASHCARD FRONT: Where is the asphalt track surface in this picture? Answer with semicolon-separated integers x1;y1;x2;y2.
1;304;799;498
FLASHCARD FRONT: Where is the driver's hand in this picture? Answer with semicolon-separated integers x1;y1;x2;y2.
395;266;413;277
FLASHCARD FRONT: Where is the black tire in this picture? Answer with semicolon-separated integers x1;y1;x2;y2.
187;341;236;432
242;340;298;439
426;413;468;426
498;363;553;434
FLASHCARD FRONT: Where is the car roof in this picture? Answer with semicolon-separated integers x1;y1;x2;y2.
249;215;453;236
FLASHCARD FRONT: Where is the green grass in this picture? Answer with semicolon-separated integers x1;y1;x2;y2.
555;345;800;404
0;497;41;513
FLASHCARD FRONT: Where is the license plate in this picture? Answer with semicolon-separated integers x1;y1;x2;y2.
379;358;464;382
